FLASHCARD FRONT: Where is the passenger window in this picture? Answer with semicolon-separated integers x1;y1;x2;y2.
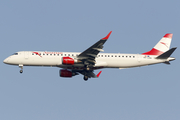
115;55;117;57
119;55;120;57
101;55;103;57
112;55;113;57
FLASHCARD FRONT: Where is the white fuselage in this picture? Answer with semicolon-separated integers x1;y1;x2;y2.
4;51;171;70
3;32;176;80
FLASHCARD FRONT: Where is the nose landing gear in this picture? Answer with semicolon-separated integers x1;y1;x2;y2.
19;64;23;73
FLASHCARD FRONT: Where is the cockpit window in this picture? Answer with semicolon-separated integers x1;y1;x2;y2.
13;53;18;55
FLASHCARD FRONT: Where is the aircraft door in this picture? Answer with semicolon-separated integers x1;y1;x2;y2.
24;52;29;59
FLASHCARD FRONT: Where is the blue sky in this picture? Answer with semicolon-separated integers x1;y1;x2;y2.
0;0;179;120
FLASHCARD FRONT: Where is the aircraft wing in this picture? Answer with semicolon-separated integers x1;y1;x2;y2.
77;31;112;65
78;70;102;78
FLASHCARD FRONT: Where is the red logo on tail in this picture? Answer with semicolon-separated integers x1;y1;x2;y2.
160;42;168;48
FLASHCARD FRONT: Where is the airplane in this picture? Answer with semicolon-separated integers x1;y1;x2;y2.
3;31;177;81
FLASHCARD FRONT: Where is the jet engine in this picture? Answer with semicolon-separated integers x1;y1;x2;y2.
62;57;76;65
60;69;72;77
59;69;78;77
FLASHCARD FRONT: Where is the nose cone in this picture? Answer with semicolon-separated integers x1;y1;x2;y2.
3;58;9;64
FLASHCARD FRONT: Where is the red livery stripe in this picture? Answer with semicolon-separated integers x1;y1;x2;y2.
33;52;42;57
142;48;164;55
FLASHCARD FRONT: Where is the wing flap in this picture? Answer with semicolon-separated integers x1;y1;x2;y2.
93;48;104;52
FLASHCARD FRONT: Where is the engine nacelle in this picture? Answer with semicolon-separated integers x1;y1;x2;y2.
60;69;72;77
62;57;75;65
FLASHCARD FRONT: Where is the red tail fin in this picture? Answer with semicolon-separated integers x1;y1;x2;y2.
142;33;173;56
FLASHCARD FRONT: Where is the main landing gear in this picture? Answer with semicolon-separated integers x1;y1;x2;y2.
19;64;23;73
84;76;88;81
83;65;90;81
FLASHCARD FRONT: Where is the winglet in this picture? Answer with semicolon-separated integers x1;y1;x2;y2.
102;31;112;40
96;71;102;77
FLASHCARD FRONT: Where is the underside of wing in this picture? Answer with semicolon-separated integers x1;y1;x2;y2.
77;70;102;78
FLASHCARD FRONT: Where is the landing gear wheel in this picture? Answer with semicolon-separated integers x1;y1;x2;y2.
84;76;88;81
19;64;23;74
20;70;23;73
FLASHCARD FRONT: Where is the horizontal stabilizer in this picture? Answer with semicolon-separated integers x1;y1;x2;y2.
164;61;170;65
156;47;177;59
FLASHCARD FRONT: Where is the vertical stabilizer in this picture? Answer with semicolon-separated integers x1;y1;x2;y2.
142;33;173;55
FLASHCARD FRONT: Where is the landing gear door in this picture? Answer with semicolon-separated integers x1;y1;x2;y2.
24;52;29;59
